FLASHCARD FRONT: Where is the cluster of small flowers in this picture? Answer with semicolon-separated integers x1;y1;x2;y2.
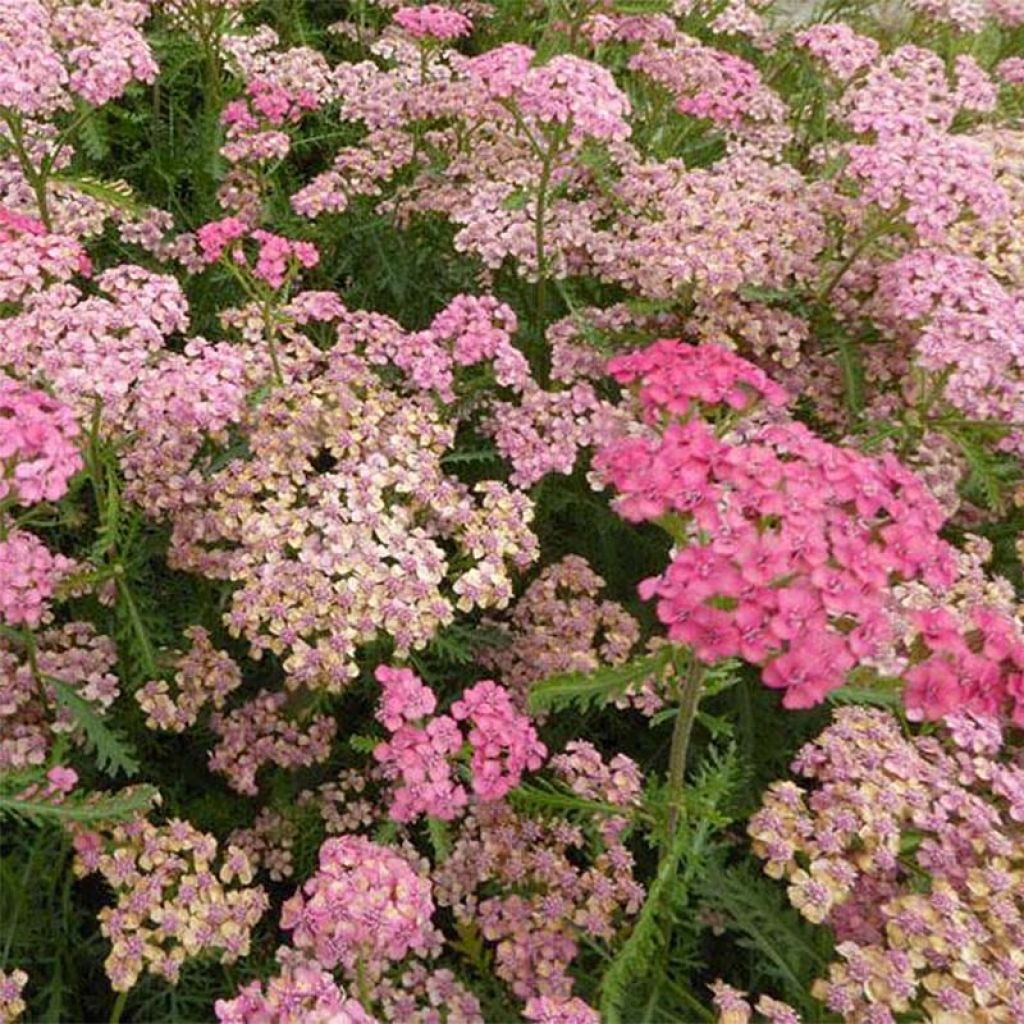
0;210;87;301
150;333;539;690
710;981;801;1024
362;293;529;403
598;154;827;304
435;797;645;1003
550;739;644;843
950;128;1024;289
0;529;76;628
461;44;632;145
749;707;1024;1021
208;690;338;795
868;248;1024;457
793;23;880;81
524;995;601;1024
393;4;473;39
280;835;440;980
193;216;319;289
628;33;789;148
0;0;155;118
0;373;81;506
373;665;545;820
0;969;28;1024
0;372;81;628
830;46;1007;245
298;768;382;836
482;556;640;703
215;949;370;1024
908;0;1024;30
1;251;189;426
71;817;269;992
596;339;1024;718
0;622;118;769
135;627;242;732
227;807;298;881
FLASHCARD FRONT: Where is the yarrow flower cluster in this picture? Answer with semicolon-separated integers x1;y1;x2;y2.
435;793;645;1003
71;817;269;992
749;707;1024;1022
596;340;1024;719
0;622;118;769
393;4;473;39
135;627;242;732
482;555;640;704
280;835;439;980
0;374;81;505
0;970;28;1024
373;666;545;820
194;217;319;289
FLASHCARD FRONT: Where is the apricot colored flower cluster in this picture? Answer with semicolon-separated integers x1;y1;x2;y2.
373;666;545;820
155;330;538;692
136;627;242;732
750;707;1024;1022
0;970;28;1024
71;817;269;992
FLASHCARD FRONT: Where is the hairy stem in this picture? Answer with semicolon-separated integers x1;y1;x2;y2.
662;655;703;854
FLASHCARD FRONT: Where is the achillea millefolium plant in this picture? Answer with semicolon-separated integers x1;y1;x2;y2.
1;0;1023;1021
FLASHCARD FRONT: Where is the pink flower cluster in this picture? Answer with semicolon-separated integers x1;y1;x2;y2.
483;555;640;703
0;374;81;506
195;217;319;290
393;4;473;40
0;0;155;118
0;529;75;628
366;293;529;402
215;950;371;1024
750;707;1024;1021
208;690;337;795
597;339;1024;718
794;23;880;81
0;622;118;769
280;835;438;979
373;666;545;820
436;796;644;1002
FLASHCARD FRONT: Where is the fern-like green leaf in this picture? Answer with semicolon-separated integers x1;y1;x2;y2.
51;173;144;215
47;677;140;778
0;784;158;826
528;647;674;715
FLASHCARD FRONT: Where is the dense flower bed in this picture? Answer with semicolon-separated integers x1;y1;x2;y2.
0;0;1022;1021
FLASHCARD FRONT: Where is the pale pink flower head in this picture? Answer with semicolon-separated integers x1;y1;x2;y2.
280;836;436;974
0;530;74;627
394;4;473;40
525;995;601;1024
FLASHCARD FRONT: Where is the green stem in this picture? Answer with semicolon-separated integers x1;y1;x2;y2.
662;655;703;855
355;955;372;1013
109;988;128;1024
